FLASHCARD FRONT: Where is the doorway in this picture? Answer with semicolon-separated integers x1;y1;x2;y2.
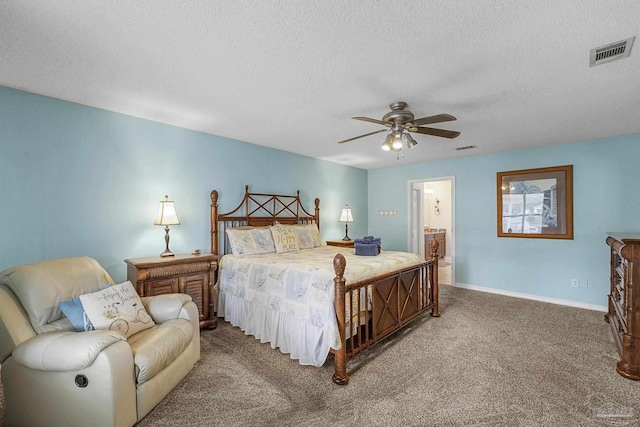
408;177;455;286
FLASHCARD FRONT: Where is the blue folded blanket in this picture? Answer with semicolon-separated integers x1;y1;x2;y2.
354;236;381;256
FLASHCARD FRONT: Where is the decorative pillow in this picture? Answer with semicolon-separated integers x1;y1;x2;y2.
79;281;155;338
270;225;300;253
249;228;276;252
295;223;322;249
227;227;276;255
58;285;112;332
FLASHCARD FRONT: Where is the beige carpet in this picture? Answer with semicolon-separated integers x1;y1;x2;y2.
3;285;640;426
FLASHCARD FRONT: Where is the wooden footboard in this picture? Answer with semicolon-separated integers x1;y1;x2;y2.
331;240;440;385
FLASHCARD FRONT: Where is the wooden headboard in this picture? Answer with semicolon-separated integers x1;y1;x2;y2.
210;185;320;256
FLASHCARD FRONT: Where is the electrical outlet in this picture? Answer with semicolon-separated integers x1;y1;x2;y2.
571;279;579;287
580;279;588;288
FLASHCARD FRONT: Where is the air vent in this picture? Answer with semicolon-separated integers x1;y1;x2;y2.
590;37;635;67
455;145;477;151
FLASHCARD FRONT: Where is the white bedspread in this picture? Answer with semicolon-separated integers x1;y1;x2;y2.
217;245;423;366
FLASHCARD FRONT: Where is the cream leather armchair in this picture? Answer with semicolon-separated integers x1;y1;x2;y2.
0;257;200;427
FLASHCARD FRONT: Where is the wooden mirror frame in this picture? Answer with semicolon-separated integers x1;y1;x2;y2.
497;165;573;239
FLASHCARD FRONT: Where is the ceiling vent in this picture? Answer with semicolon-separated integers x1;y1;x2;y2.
455;145;477;151
590;37;635;67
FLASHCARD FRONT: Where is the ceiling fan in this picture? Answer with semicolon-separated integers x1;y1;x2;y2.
338;101;460;154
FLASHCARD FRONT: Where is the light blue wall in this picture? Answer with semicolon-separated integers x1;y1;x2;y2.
0;87;367;281
368;135;640;307
4;86;637;308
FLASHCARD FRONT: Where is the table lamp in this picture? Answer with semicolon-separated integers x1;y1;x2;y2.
154;195;180;257
339;205;354;241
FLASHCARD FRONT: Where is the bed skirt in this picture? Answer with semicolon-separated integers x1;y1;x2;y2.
218;290;335;367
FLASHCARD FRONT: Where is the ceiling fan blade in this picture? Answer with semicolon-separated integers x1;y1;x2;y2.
338;128;389;144
410;126;461;139
412;114;457;126
352;116;391;126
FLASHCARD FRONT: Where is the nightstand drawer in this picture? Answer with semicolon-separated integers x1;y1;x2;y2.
145;277;179;295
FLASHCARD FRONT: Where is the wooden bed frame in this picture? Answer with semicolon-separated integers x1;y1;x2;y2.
210;186;439;384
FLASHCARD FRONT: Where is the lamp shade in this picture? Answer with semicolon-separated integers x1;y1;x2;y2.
391;131;403;151
381;134;393;151
404;133;418;149
154;195;180;226
339;206;354;223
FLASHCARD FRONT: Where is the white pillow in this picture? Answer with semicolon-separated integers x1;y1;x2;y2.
226;227;276;255
270;225;300;253
79;281;155;338
295;223;322;249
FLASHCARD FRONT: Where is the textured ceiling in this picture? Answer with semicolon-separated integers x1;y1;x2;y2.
1;1;639;169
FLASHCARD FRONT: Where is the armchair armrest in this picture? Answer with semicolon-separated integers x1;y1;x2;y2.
13;330;126;371
141;294;197;324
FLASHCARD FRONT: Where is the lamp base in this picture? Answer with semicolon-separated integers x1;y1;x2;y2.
342;223;350;241
161;226;175;257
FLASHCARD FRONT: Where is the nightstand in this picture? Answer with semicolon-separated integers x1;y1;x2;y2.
326;239;355;248
124;253;217;329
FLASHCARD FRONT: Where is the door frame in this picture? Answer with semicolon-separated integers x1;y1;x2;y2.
407;176;455;286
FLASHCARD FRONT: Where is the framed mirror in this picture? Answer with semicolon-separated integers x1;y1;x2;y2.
497;165;573;239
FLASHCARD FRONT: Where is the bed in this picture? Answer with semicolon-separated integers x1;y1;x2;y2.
210;186;439;384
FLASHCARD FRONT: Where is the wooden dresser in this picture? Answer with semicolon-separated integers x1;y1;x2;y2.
125;253;217;329
605;233;640;380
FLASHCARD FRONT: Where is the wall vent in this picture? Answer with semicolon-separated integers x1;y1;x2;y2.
590;37;635;67
455;145;477;151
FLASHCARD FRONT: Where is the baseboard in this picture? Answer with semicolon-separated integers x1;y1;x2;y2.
451;282;607;313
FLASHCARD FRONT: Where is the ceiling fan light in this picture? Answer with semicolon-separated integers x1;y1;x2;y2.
391;132;403;150
381;134;393;151
404;133;418;149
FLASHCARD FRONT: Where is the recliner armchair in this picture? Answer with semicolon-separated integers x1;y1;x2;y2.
0;256;200;427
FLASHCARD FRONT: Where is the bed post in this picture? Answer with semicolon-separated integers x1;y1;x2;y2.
314;198;320;230
332;253;349;385
210;190;219;257
430;239;440;317
244;185;250;224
